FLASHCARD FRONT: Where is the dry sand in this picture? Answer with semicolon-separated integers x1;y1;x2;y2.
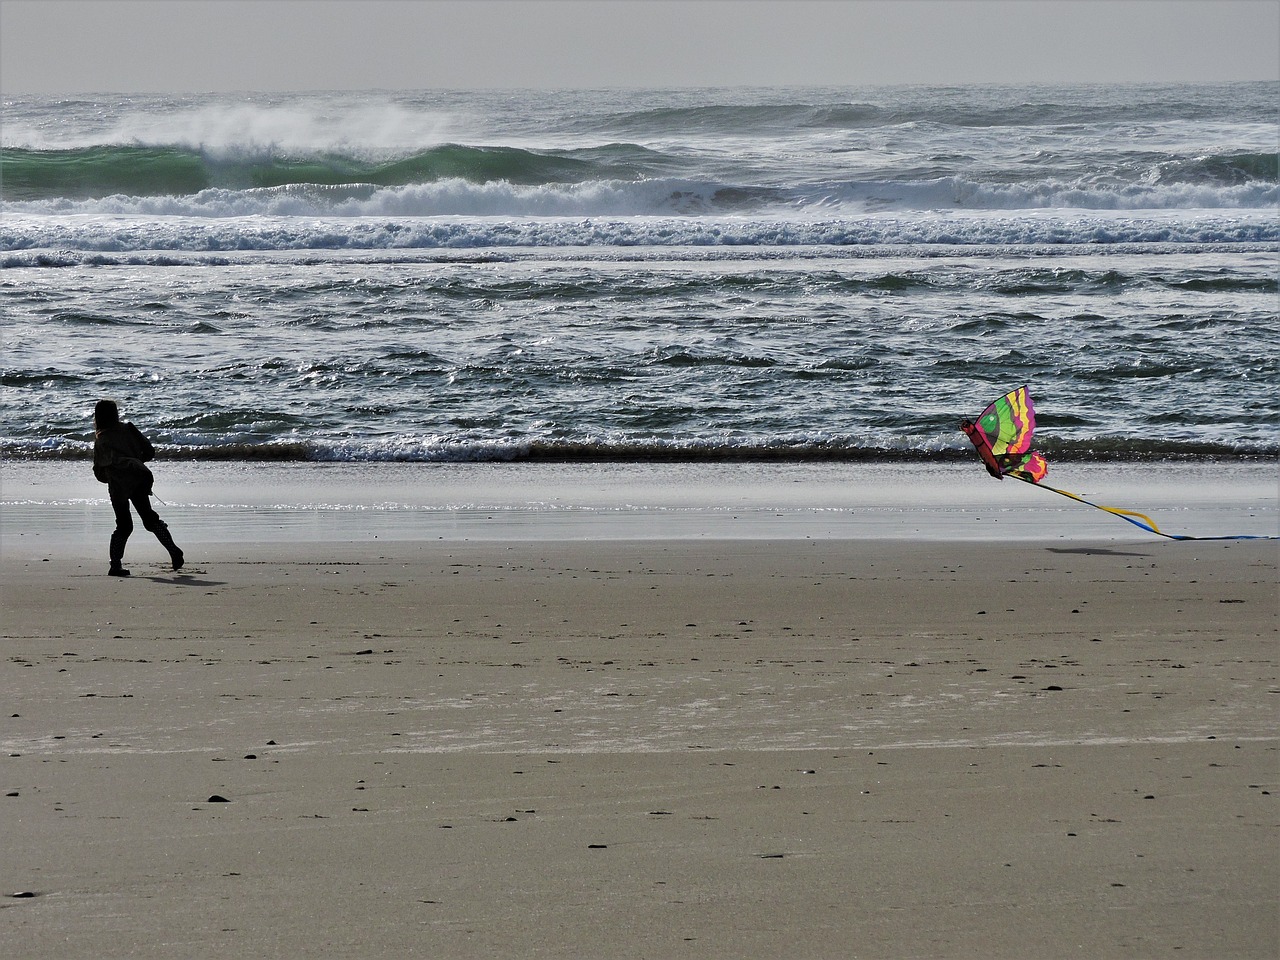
1;536;1276;958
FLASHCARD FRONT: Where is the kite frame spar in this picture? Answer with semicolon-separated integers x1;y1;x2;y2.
960;386;1276;541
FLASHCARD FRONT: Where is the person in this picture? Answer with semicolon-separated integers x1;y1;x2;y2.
92;399;183;577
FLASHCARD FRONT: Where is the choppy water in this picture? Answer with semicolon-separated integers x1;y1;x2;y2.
2;83;1277;462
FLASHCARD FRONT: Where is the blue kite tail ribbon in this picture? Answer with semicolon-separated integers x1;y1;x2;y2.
1014;476;1279;541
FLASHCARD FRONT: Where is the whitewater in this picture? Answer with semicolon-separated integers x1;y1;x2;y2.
1;83;1277;462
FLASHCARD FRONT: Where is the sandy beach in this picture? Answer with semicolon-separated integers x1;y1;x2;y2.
2;485;1277;959
4;25;1278;958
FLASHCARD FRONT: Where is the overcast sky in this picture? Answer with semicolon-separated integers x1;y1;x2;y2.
2;0;1277;94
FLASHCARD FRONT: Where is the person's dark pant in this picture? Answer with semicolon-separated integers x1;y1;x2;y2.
108;480;174;562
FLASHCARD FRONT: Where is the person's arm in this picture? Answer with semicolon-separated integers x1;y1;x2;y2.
92;436;112;483
128;423;156;462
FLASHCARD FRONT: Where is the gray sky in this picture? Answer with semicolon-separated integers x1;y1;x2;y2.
2;0;1277;94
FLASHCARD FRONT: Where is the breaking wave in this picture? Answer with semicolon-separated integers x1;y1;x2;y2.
2;209;1276;261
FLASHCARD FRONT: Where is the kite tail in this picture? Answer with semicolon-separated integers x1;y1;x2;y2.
1015;476;1277;541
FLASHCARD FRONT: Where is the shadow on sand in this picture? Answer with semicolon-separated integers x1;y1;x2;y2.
1046;546;1153;558
143;572;227;587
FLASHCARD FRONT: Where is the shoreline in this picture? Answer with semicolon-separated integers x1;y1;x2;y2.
7;445;1278;461
3;459;1277;549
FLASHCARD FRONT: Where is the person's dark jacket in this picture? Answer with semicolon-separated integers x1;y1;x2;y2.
93;422;155;489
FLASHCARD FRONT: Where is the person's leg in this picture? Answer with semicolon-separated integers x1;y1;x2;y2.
108;483;133;576
136;493;183;571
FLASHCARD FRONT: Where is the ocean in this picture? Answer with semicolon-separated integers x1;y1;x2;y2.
2;82;1277;466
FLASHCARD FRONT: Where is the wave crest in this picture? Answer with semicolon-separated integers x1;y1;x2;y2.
0;142;662;202
3;210;1276;259
6;435;1275;464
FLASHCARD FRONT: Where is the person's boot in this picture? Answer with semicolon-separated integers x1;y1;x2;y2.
109;529;129;566
108;561;130;577
154;523;184;571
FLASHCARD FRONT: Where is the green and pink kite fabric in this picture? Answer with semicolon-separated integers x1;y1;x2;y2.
960;385;1047;483
960;386;1275;541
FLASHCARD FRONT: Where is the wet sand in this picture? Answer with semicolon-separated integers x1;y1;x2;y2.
2;532;1276;958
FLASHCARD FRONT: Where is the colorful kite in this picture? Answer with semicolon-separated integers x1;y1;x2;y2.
960;386;1275;541
959;385;1048;483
